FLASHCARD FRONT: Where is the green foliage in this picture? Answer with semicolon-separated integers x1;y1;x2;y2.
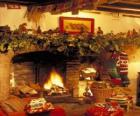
0;32;140;56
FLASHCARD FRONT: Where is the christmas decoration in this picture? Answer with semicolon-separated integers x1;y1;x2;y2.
0;29;139;57
25;97;54;114
85;102;124;116
111;51;130;86
0;27;136;88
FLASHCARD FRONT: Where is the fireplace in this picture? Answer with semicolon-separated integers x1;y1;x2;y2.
11;51;98;99
43;68;65;90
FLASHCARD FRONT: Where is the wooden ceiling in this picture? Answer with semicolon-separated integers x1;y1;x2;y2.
0;0;68;5
0;0;140;14
97;0;140;14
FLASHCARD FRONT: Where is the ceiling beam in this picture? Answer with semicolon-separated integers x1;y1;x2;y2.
118;0;140;5
0;0;36;5
107;0;121;4
123;14;140;18
98;5;140;14
105;0;140;5
0;0;68;5
99;5;140;12
31;0;68;6
102;3;140;9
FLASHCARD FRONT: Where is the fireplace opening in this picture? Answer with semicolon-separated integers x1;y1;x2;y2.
36;59;66;89
11;51;98;100
43;68;69;96
43;68;64;90
11;51;68;96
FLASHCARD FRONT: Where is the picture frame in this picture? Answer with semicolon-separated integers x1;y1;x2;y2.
59;17;94;34
7;4;20;9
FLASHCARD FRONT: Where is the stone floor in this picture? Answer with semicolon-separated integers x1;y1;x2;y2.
53;103;140;116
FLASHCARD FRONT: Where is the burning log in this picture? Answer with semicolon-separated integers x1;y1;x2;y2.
44;84;69;96
43;68;70;96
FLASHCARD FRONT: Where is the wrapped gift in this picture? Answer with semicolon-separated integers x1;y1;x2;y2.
25;97;54;114
85;102;124;116
85;107;110;116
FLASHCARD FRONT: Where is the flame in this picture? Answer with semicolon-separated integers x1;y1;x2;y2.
44;69;64;90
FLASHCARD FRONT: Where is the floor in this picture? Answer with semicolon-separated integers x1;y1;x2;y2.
54;103;140;116
54;103;92;116
125;106;140;116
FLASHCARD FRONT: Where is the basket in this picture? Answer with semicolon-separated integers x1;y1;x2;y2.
91;88;113;103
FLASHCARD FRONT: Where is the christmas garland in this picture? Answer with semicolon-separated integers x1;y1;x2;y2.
0;31;140;56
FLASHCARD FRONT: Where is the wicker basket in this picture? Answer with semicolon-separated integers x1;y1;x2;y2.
91;88;113;103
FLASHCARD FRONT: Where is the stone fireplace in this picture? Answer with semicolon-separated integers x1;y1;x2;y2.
11;51;84;97
10;51;98;99
0;50;97;102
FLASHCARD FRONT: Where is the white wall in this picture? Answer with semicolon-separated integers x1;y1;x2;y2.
41;11;140;34
127;48;140;102
0;6;32;30
0;6;140;33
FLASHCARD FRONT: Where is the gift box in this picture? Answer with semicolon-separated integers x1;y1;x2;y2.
85;107;110;116
85;107;124;116
85;102;124;116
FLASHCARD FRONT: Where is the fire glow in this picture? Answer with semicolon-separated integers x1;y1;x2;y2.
44;69;64;90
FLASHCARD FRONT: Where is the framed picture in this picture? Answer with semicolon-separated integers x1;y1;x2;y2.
59;17;94;34
7;4;20;9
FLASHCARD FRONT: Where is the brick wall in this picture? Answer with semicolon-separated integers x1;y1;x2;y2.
66;59;80;97
12;62;35;86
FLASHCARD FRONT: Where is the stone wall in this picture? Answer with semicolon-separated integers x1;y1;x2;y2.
0;51;13;101
0;52;93;99
12;62;35;86
66;59;80;97
12;57;96;98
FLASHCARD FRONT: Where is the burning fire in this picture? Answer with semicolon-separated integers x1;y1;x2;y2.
44;69;64;90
